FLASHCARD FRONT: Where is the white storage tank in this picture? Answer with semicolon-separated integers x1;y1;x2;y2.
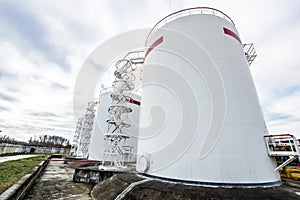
136;7;280;186
88;88;141;162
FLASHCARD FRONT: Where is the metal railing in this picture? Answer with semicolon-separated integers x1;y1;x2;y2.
99;87;142;98
146;7;235;44
264;134;300;171
243;43;257;66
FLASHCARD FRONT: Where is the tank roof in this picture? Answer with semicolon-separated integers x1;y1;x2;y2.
146;7;235;44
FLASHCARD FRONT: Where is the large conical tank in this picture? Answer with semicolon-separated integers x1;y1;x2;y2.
88;89;141;162
136;7;280;186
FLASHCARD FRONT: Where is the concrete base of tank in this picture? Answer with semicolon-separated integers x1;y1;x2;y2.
72;164;135;184
91;173;300;200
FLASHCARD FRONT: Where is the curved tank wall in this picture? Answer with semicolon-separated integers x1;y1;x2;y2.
88;89;141;162
136;8;280;186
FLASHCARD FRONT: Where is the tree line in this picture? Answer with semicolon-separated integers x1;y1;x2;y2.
0;134;71;148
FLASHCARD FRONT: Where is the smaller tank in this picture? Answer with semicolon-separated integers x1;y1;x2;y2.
88;88;141;163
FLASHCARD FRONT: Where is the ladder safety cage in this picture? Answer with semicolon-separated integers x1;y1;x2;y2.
243;43;257;66
70;117;84;156
77;99;99;158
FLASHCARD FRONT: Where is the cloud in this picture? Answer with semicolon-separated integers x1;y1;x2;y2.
267;113;292;122
274;86;300;98
0;2;71;71
26;111;59;118
263;91;300;135
0;71;17;79
0;91;18;102
0;105;11;112
0;0;299;141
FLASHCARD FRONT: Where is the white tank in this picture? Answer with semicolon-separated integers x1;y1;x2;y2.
136;7;280;186
88;88;141;162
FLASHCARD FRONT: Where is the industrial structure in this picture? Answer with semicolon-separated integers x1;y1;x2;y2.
101;51;143;168
3;6;300;200
70;117;83;155
71;7;300;193
136;7;280;187
88;88;141;163
75;99;98;158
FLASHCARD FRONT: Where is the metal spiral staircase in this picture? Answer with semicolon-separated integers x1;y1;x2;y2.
77;99;99;158
102;51;144;168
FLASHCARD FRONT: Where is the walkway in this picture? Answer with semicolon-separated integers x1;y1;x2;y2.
25;159;92;200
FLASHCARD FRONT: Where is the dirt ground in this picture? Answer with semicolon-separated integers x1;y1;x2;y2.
92;173;300;200
24;159;93;200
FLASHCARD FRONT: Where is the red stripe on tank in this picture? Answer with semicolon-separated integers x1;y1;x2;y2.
223;27;241;44
145;36;163;58
127;97;141;106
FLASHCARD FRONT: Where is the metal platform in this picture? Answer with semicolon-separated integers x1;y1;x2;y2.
264;134;300;171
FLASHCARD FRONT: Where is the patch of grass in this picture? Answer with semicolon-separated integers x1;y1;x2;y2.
0;155;47;194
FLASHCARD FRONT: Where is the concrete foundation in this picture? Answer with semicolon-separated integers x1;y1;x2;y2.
91;173;300;200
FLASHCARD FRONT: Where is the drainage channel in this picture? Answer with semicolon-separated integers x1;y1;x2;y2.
24;158;93;200
114;178;150;200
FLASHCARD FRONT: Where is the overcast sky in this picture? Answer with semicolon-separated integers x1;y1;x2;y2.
0;0;299;141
